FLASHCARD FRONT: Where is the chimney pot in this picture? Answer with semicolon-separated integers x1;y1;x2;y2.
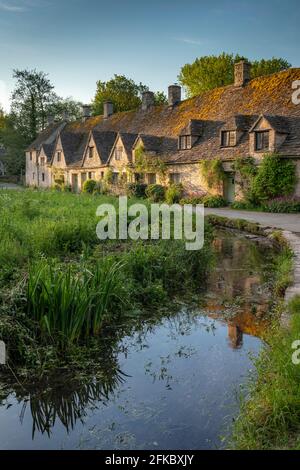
82;104;92;121
103;101;114;119
168;84;181;107
141;91;155;111
234;60;251;87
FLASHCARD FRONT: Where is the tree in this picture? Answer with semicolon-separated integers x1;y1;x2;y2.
0;111;27;176
154;91;168;105
45;96;83;122
93;74;166;115
251;58;291;79
93;74;148;115
178;53;291;97
11;69;54;142
178;53;245;97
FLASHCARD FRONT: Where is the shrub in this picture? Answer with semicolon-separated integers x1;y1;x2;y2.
145;184;165;202
93;181;103;195
82;179;97;194
202;194;227;208
126;182;147;198
262;196;300;213
252;154;296;202
200;159;226;189
180;196;204;205
165;184;183;204
231;200;256;210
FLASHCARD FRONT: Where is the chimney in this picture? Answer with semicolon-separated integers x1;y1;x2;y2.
47;115;54;126
234;60;251;87
82;104;92;121
168;84;181;107
141;91;155;111
103;101;114;119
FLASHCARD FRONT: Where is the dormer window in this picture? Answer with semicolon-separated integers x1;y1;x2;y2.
179;135;192;150
88;146;94;159
40;157;45;166
57;151;61;162
255;131;270;151
115;147;123;160
221;131;236;147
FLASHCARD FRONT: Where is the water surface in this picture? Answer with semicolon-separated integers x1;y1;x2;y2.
0;231;275;450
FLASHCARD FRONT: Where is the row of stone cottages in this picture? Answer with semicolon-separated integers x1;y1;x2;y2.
26;61;300;202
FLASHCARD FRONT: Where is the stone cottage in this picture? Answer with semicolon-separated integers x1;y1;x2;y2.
25;61;300;201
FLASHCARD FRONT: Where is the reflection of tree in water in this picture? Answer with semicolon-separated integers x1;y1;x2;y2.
24;371;126;438
0;353;128;439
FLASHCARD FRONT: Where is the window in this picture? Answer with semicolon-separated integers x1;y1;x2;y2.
112;172;119;184
40;157;45;166
147;173;156;184
57;151;61;162
255;131;270;151
101;171;104;179
179;135;192;150
32;172;35;180
30;152;33;161
169;173;181;184
88;171;95;179
221;131;236;147
42;173;45;182
88;147;94;159
115;147;123;160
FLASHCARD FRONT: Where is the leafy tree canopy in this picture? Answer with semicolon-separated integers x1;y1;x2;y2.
93;74;167;115
178;53;291;97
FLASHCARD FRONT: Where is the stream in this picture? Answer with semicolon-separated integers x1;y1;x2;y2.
0;230;276;450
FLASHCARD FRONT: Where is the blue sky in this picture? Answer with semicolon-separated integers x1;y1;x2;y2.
0;0;299;111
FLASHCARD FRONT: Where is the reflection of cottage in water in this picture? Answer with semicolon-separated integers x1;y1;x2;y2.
228;324;243;349
204;232;273;343
210;235;271;310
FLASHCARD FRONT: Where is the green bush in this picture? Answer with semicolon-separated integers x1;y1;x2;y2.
126;182;148;198
82;179;97;194
179;196;204;205
252;154;296;202
165;184;183;204
231;200;256;210
202;194;227;208
262;197;300;213
145;184;165;202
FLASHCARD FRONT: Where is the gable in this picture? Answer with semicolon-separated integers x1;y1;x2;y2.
51;135;66;167
82;133;103;168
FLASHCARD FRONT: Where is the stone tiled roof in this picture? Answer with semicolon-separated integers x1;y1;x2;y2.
119;132;138;161
60;131;87;166
29;68;300;164
91;130;117;164
26;122;65;151
40;143;55;160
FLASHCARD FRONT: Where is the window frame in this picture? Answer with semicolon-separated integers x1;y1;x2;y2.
115;146;123;161
88;146;94;159
221;130;236;148
169;173;181;184
179;135;192;150
255;131;270;152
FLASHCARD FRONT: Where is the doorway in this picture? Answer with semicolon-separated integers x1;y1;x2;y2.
72;174;79;193
223;173;235;203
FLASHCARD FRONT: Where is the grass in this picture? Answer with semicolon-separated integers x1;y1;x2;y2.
232;296;300;449
0;189;213;374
